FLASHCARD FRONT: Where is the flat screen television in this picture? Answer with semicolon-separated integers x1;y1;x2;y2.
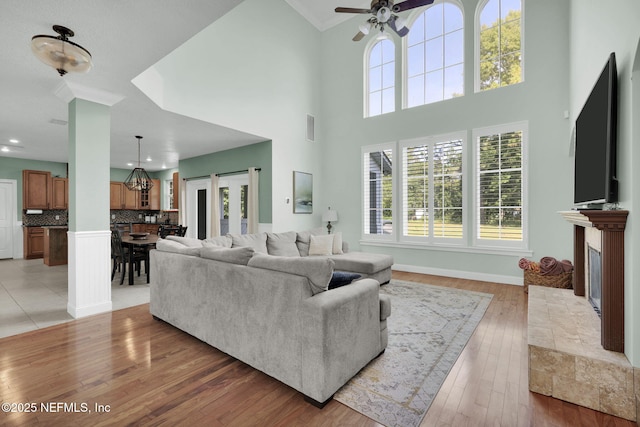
574;52;618;207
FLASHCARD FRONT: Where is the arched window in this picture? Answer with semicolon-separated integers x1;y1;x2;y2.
405;1;464;108
477;0;523;91
366;37;395;117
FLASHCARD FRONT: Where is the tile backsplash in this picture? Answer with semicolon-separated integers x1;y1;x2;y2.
22;210;179;227
22;210;68;226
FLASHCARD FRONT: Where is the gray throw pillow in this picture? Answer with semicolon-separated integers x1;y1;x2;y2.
228;232;268;254
201;246;255;265
266;231;300;257
165;235;203;248
202;235;232;248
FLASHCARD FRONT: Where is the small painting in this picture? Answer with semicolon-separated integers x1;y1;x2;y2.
293;171;312;214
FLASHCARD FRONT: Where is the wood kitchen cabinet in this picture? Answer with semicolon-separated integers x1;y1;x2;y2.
23;226;44;259
23;170;51;209
110;182;139;210
138;179;160;210
51;177;68;209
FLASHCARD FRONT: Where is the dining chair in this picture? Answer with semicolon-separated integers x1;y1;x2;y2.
111;230;145;285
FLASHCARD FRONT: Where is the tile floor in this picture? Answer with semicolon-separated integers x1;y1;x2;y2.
0;258;150;339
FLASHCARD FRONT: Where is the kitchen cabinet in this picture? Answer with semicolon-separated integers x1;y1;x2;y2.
110;182;139;210
51;178;68;209
138;179;160;210
110;180;159;210
22;170;69;210
172;172;179;209
23;170;51;209
23;227;44;259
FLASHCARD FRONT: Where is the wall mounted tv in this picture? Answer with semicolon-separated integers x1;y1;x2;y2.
574;52;618;208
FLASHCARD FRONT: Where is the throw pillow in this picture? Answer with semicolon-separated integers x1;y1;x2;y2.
202;235;232;248
165;235;203;248
309;234;334;256
228;232;268;254
332;232;344;255
201;246;255;265
296;227;326;256
328;271;362;290
266;231;300;257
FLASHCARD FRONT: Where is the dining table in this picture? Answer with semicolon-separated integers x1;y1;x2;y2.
119;233;159;285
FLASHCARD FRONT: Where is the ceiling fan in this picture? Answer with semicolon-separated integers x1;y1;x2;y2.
336;0;435;41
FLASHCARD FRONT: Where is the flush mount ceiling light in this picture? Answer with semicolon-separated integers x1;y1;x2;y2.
124;136;154;191
31;25;93;76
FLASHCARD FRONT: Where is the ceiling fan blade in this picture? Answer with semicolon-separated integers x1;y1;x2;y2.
335;7;372;14
389;18;409;37
392;0;435;13
352;31;367;41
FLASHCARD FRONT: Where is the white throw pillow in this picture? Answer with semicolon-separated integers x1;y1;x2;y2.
308;234;334;256
332;232;344;255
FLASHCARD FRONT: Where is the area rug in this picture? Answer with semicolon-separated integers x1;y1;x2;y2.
334;280;493;427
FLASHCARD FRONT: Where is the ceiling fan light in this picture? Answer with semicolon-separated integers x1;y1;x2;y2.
395;16;407;30
359;22;372;35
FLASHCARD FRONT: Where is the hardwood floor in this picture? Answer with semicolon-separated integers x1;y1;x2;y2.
0;272;635;426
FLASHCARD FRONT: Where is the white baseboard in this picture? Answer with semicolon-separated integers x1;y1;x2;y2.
392;263;523;287
67;230;113;318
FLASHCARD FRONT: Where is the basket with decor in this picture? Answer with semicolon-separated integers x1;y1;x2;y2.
518;257;573;293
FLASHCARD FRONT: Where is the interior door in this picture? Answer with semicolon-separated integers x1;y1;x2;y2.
0;181;15;259
186;179;211;239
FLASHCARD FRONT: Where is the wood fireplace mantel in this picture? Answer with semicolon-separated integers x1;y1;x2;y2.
559;210;628;352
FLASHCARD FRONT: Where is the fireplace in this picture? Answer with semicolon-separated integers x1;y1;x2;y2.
588;246;602;316
560;210;628;352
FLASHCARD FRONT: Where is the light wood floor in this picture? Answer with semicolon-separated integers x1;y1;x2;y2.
0;272;635;426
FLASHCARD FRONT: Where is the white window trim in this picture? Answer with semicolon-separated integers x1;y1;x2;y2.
401;0;465;109
474;0;525;93
398;131;467;245
362;142;396;241
471;121;529;250
363;34;395;118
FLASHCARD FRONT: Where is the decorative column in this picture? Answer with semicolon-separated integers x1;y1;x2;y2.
581;210;628;352
56;82;124;318
560;210;628;352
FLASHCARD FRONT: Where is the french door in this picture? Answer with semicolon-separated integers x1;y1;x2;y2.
218;174;248;235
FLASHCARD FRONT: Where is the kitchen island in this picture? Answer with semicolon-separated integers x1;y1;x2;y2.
42;226;68;266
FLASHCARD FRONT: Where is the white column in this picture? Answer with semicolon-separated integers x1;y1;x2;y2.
56;82;124;318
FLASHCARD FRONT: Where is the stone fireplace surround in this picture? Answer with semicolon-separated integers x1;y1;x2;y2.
527;210;636;421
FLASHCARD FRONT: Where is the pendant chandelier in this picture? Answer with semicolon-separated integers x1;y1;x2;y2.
124;136;154;191
31;25;93;77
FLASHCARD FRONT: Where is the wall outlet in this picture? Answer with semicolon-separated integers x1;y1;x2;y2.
55;215;60;220
139;214;142;219
112;214;116;219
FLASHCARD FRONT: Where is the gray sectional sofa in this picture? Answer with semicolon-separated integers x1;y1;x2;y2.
149;229;393;406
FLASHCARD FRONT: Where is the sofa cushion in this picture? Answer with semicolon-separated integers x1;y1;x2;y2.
328;271;362;290
201;246;255;265
202;236;232;248
165;235;203;248
266;231;300;257
248;253;334;295
156;238;203;256
296;227;326;256
329;252;394;275
309;234;334;256
229;232;268;254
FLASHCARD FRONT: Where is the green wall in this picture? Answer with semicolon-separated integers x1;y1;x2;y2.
178;140;272;224
318;0;572;281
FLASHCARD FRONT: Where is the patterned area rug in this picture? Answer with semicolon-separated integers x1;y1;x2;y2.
334;280;493;427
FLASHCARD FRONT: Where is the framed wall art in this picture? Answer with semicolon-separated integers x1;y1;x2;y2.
293;171;312;214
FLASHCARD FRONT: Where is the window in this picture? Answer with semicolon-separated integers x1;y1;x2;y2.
406;1;464;107
363;144;394;238
362;123;527;252
366;38;395;117
473;123;527;248
401;133;465;242
477;0;523;91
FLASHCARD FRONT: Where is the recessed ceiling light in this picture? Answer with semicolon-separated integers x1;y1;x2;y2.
127;163;133;167
161;164;167;169
1;147;9;152
9;139;19;143
146;156;152;162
